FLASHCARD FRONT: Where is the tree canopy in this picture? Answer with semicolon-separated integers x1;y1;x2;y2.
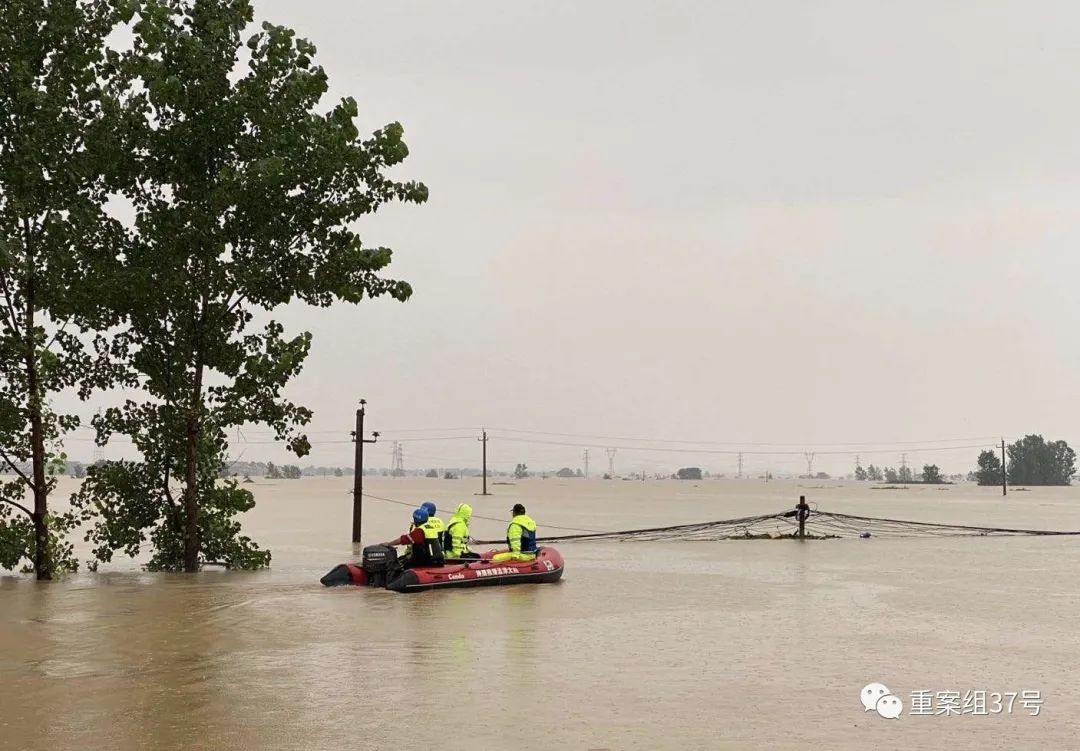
921;464;943;484
1005;435;1075;486
974;450;1002;486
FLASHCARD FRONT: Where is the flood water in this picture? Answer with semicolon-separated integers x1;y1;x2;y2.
3;477;1079;750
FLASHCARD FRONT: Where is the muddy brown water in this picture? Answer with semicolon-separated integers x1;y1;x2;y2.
3;477;1079;750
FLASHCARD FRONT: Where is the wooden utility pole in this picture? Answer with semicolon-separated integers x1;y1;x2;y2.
796;495;810;539
1001;438;1007;497
478;429;491;495
351;400;379;546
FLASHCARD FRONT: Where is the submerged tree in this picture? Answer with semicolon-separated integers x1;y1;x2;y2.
75;0;426;571
974;450;1002;486
921;464;943;484
1005;435;1075;486
0;0;133;578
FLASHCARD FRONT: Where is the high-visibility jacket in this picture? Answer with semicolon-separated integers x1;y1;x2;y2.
506;514;537;554
444;516;471;557
411;520;445;566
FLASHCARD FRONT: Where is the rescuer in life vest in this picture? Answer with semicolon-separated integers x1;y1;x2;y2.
492;503;537;562
443;503;480;559
420;501;445;538
383;508;445;568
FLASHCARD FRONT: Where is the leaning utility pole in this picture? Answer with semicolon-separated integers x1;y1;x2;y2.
351;400;380;546
478;429;491;495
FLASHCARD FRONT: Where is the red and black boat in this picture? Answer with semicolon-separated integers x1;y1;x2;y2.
320;545;564;592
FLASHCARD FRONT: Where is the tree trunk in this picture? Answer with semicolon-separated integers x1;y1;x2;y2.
183;409;200;572
182;350;205;573
24;273;50;580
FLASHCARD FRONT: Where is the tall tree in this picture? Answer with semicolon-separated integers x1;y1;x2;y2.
1005;435;1075;486
0;0;132;578
974;450;1002;486
75;0;426;571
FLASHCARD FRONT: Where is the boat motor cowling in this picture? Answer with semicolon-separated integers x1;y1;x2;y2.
361;544;397;587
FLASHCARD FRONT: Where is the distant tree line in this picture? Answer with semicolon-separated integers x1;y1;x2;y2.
854;463;944;484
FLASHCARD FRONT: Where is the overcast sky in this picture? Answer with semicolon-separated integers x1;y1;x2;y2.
72;1;1080;475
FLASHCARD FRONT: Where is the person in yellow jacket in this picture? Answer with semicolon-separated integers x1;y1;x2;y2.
493;503;538;562
419;501;445;538
444;503;480;559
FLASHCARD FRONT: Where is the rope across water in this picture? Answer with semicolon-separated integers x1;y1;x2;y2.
360;492;1080;543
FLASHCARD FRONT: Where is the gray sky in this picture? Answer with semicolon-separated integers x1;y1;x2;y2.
73;1;1080;475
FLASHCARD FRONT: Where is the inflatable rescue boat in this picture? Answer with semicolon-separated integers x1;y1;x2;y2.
320;544;564;592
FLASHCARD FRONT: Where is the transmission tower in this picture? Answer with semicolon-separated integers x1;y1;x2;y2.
804;452;816;477
583;449;590;479
391;441;404;477
737;452;743;478
92;445;104;465
605;448;616;477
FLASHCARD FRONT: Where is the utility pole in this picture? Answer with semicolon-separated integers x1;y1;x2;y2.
583;449;590;479
478;429;490;495
1001;438;1007;497
606;448;616;478
351;400;379;546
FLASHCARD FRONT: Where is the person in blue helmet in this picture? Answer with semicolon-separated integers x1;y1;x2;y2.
420;501;445;539
383;508;445;568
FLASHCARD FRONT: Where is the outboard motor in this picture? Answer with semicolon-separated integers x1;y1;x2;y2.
319;545;398;587
361;544;397;588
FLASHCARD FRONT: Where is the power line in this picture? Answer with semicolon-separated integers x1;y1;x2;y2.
360;491;607;534
487;434;997;456
483;426;1003;448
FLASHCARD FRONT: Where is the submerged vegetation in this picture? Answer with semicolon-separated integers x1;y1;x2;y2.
974;435;1076;487
0;0;425;577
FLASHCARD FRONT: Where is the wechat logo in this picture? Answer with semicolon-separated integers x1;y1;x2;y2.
862;682;903;719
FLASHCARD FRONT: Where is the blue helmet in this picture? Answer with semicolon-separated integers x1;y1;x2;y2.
421;501;437;517
412;508;429;526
